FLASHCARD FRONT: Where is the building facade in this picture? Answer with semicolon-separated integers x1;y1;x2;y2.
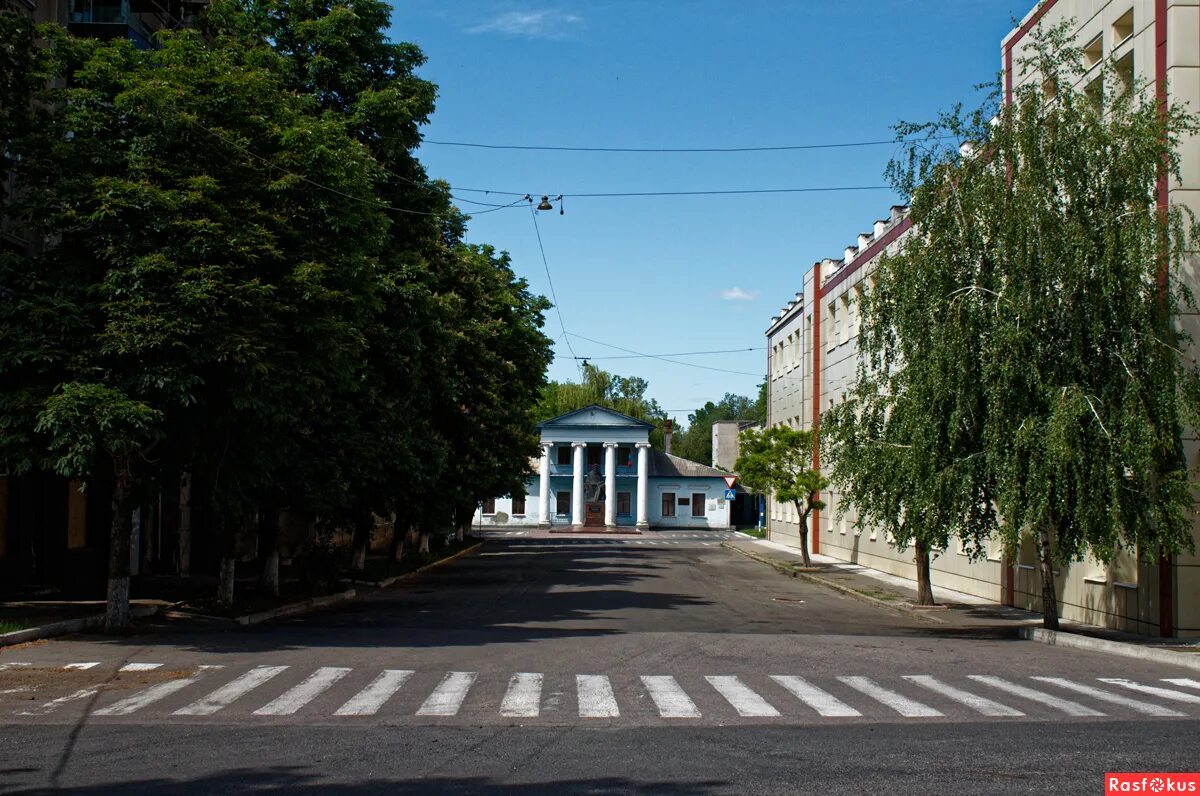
473;406;733;531
762;0;1200;638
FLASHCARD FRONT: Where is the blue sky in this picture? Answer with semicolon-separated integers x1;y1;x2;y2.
389;1;1023;424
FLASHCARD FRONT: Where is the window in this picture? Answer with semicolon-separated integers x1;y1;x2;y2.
1115;52;1134;96
557;446;571;466
827;301;839;349
482;498;496;515
1086;77;1103;112
661;492;676;517
587;446;602;468
841;293;853;341
618;446;631;467
556;492;571;516
1112;8;1133;47
691;493;705;517
512;495;526;515
617;492;631;516
1083;33;1103;68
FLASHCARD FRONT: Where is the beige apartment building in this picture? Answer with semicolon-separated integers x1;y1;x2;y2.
763;0;1200;637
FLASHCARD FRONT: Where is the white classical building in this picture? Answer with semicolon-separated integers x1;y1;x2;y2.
473;406;734;530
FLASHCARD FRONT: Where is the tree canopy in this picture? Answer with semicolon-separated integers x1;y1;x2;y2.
0;0;552;626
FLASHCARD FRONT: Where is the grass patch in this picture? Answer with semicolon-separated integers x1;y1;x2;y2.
736;527;766;539
0;619;31;634
357;538;478;584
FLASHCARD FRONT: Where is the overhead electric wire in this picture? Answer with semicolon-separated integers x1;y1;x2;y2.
575;346;765;360
421;136;955;154
452;185;891;198
567;332;764;379
527;201;581;374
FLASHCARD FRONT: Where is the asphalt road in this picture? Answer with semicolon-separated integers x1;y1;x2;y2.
2;531;1198;795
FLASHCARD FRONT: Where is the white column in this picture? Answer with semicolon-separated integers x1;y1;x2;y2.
603;443;618;527
538;443;552;527
572;442;586;526
636;443;650;528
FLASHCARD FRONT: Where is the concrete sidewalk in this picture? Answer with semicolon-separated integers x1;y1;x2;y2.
726;535;1200;664
724;537;1038;630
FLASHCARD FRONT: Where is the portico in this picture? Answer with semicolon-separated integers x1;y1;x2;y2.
475;405;733;531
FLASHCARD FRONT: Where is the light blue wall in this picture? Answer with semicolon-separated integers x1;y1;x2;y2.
474;475;732;529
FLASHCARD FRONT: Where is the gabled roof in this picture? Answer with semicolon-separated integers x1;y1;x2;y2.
648;451;729;479
537;404;655;430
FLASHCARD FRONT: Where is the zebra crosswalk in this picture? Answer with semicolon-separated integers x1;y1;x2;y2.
4;661;1200;725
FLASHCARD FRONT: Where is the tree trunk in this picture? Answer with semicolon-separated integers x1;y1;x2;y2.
215;512;236;609
177;471;192;576
217;557;236;608
453;504;473;542
795;503;812;567
913;540;936;606
1037;523;1060;630
258;507;280;597
388;516;407;563
350;513;372;573
418;530;431;554
105;478;133;633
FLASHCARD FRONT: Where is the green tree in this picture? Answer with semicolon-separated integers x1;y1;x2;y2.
538;364;670;449
824;22;1200;627
735;426;828;566
674;389;765;465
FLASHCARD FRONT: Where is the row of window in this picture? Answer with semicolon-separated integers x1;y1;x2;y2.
552;445;636;468
482;492;708;518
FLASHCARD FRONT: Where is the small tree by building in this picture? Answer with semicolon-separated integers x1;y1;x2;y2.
735;426;828;567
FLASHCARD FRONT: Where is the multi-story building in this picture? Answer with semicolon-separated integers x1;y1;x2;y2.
762;0;1200;637
764;292;807;548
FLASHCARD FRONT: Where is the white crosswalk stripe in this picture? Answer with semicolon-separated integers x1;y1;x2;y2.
119;663;163;672
1030;677;1183;717
770;675;861;717
577;675;619;718
64;662;99;671
500;672;543;718
253;667;351;716
838;676;942;717
416;671;477;716
967;676;1105;717
11;665;1200;724
903;675;1024;717
335;669;414;716
1163;678;1200;691
175;665;289;716
94;666;222;716
20;687;99;716
1098;679;1200;705
641;675;701;718
706;676;780;717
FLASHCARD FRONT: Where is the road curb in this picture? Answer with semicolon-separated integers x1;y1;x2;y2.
721;542;945;623
1019;627;1200;672
0;604;161;647
345;542;484;590
234;589;357;626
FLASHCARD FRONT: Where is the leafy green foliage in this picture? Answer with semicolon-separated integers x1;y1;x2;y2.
538;364;671;449
673;389;765;465
735;426;827;565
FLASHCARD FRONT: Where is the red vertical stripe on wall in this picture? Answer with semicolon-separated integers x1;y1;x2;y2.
810;262;822;555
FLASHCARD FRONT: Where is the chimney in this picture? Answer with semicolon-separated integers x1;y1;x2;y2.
664;419;673;455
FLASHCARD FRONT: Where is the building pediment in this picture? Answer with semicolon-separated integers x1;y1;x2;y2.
537;405;655;430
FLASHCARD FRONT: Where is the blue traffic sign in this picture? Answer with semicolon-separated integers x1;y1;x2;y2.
723;489;737;500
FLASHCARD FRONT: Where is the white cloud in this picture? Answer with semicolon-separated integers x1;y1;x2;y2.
466;10;583;39
720;287;758;301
